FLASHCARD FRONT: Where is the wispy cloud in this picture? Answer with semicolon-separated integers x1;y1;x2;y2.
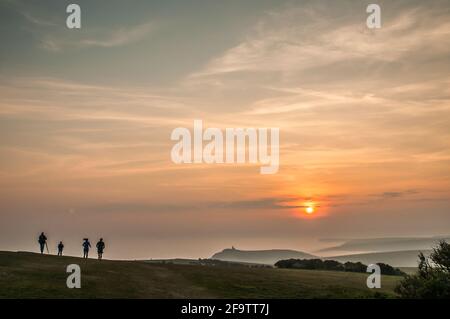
21;11;57;27
77;196;311;215
78;22;155;48
189;5;450;79
38;21;156;52
5;0;158;51
376;190;419;199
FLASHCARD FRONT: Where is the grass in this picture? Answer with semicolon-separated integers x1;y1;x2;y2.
0;251;403;299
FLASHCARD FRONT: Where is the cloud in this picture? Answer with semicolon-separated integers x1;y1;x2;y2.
375;190;419;199
6;0;158;51
78;22;155;48
37;21;156;52
21;11;57;27
189;3;450;79
75;196;311;215
214;197;308;210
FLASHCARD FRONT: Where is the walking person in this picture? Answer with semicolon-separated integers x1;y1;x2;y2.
96;238;105;260
38;232;47;254
82;238;91;259
57;241;64;256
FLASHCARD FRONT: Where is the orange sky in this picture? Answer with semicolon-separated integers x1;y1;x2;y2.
0;0;449;259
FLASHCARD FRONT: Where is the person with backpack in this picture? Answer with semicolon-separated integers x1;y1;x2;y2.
38;232;47;254
57;241;64;256
82;238;91;259
96;238;105;260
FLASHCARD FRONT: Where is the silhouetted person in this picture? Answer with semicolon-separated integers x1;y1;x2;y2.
96;238;105;260
57;241;64;256
38;232;47;254
82;238;91;259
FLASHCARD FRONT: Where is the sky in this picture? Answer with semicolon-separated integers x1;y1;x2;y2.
0;0;449;259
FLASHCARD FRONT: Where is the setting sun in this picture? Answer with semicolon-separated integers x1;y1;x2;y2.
306;206;315;214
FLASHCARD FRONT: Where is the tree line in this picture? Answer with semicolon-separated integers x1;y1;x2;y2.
274;258;405;276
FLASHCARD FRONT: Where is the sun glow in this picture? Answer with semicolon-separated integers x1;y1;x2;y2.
305;206;315;214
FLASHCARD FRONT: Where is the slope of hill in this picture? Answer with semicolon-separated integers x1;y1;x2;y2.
211;248;317;265
0;251;401;298
330;250;430;267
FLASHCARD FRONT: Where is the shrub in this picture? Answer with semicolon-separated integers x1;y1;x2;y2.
395;241;450;299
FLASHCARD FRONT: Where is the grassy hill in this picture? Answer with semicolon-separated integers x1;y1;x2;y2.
0;251;403;299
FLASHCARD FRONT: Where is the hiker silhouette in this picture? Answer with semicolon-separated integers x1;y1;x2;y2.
82;238;91;258
96;238;105;260
57;241;64;256
38;232;47;254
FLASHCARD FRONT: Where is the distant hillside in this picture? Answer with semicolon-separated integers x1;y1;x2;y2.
318;236;449;253
330;250;431;267
211;248;316;265
211;246;429;267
